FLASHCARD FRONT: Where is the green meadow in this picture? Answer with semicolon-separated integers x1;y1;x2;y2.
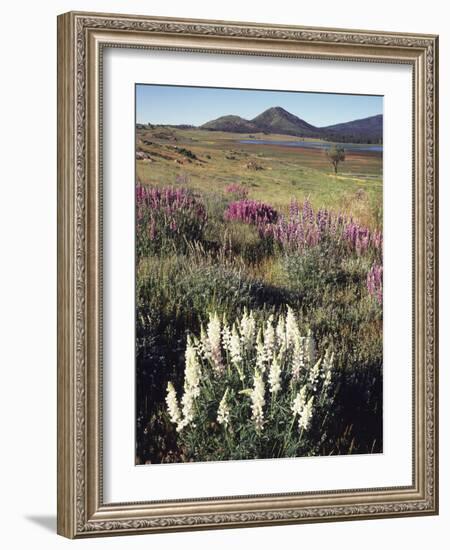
135;125;383;465
136;127;382;228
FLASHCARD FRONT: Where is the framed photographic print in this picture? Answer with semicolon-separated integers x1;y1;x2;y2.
57;11;439;538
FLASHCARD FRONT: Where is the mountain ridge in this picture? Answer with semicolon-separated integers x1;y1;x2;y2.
200;107;382;143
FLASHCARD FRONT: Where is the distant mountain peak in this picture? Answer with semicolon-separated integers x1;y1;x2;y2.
251;107;320;137
263;106;291;114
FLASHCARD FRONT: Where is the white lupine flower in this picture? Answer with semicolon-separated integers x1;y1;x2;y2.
298;396;314;431
229;325;242;366
184;337;201;398
291;385;308;418
207;312;222;352
251;371;265;432
292;387;314;432
179;388;196;431
256;330;266;372
286;306;300;349
199;324;209;360
207;312;223;371
166;382;181;426
278;340;286;359
263;315;275;364
268;353;281;395
217;388;231;427
177;339;202;431
222;322;232;353
308;358;322;391
240;309;256;349
275;314;286;348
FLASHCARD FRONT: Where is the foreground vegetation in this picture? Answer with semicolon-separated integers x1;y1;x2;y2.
135;126;383;464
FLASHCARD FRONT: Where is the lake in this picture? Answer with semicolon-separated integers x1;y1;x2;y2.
238;139;383;153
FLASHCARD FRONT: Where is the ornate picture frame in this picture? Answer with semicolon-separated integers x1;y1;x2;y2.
57;11;438;538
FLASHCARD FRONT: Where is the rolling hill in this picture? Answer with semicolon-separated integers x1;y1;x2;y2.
201;115;260;133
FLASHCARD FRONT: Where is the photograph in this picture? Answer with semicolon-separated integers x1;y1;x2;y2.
135;84;384;465
55;10;438;538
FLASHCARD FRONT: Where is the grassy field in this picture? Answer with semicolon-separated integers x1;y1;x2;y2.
135;125;383;465
136;126;382;228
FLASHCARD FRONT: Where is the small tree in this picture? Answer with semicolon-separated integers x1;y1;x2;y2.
326;145;345;174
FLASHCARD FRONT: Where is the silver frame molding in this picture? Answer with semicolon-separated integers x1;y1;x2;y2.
57;11;439;538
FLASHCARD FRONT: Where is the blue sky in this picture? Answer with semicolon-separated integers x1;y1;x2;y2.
136;84;383;127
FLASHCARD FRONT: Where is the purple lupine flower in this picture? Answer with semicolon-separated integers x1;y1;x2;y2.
136;184;207;256
289;199;300;219
224;199;278;225
302;199;315;224
371;230;383;250
342;220;376;256
261;198;382;257
367;263;383;304
316;208;331;234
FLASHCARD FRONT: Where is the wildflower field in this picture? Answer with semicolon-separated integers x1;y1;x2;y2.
135;125;383;464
